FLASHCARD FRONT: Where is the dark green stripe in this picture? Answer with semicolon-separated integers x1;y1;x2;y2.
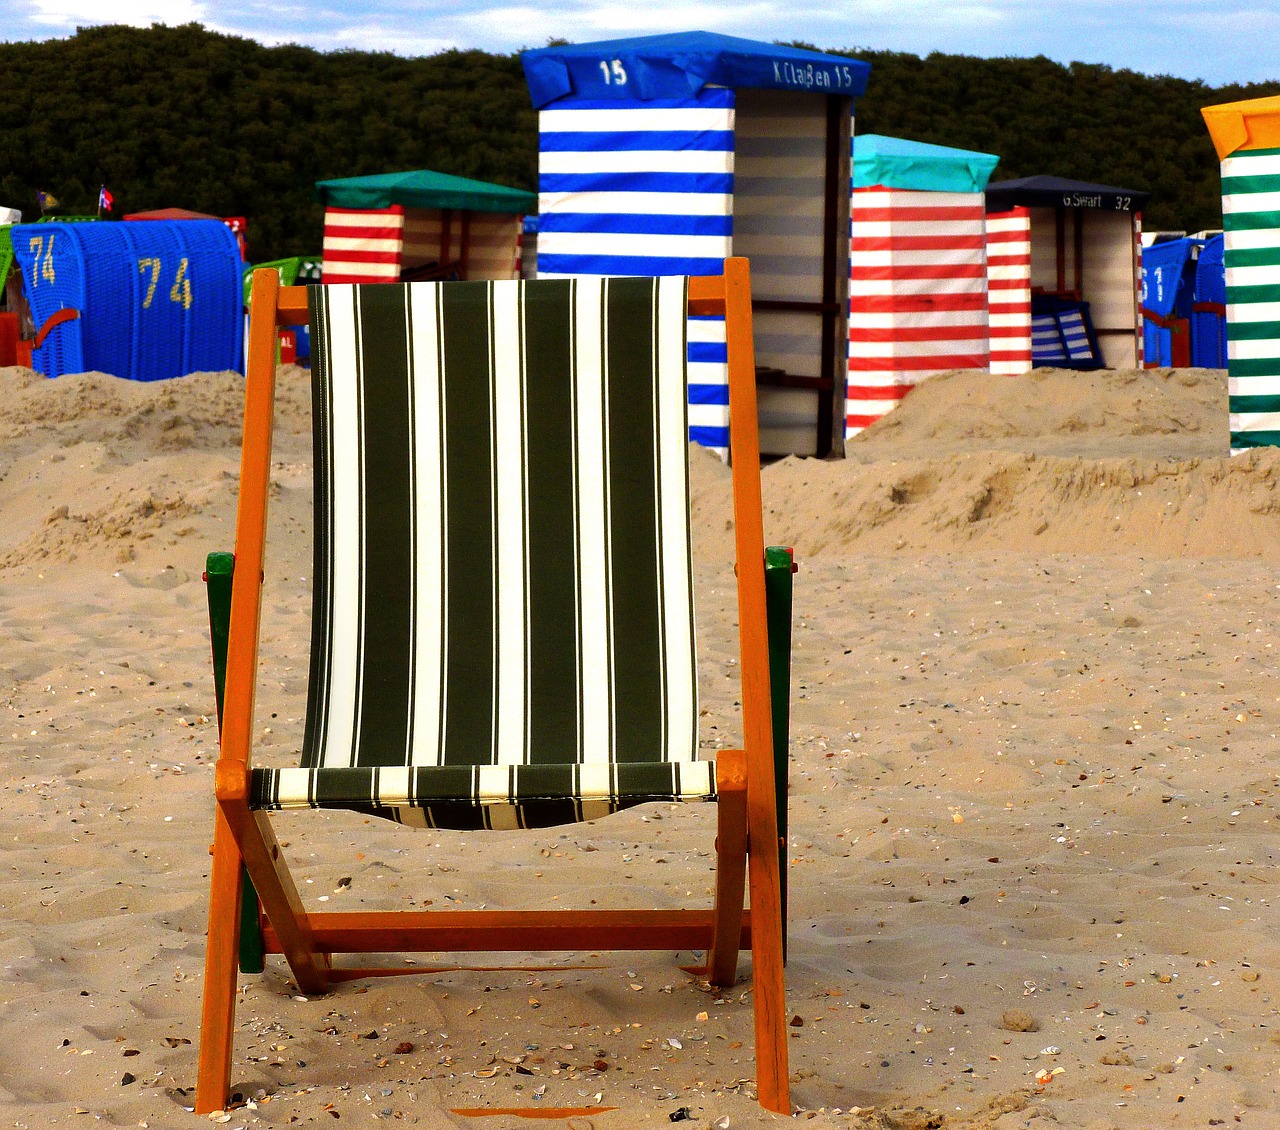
521;279;581;763
1226;283;1280;304
302;286;333;769
1229;357;1280;378
604;277;665;764
1231;430;1280;448
1222;320;1280;342
1224;246;1280;269
1223;210;1280;232
1221;173;1280;195
1231;394;1280;413
440;282;497;765
355;285;416;766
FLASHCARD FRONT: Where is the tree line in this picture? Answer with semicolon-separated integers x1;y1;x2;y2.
0;23;1273;262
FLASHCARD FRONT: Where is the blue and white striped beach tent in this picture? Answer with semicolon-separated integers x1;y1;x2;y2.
523;33;871;458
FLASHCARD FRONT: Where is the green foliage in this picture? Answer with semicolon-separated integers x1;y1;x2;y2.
0;25;1274;256
0;24;538;261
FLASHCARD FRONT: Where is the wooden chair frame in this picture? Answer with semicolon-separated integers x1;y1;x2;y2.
195;259;792;1114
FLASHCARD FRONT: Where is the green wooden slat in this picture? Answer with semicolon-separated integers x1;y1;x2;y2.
204;550;265;973
764;545;794;960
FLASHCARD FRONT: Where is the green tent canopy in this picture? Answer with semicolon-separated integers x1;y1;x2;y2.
315;169;537;214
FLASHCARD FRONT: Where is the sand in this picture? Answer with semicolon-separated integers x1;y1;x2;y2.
3;361;1279;1128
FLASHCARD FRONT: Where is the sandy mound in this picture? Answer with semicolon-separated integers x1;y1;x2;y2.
0;365;312;572
850;366;1228;461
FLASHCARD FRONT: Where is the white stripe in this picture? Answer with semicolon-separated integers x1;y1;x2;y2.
987;264;1031;282
687;401;730;428
323;286;363;767
850;247;986;269
1229;300;1280;323
1223;191;1280;214
656;277;697;762
1229;373;1280;396
687;317;726;343
540;149;733;175
848;337;987;359
849;275;987;297
324;211;405;230
1228;337;1280;361
574;280;611;763
491;281;528;767
1223;153;1280;178
851;219;988;240
1221;227;1280;251
540;106;734;133
537;230;732;259
989;310;1031;328
1226;264;1280;287
985;217;1031;234
990;360;1032;374
538;190;733;217
409;286;444;767
322;261;399;280
687;361;729;387
322;236;402;253
850;310;983;330
1231;411;1280;431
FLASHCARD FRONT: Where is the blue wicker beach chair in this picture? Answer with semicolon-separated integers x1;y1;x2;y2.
195;259;795;1114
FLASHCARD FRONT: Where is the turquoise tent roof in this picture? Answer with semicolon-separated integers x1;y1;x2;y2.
315;170;537;214
853;135;1000;194
523;31;870;109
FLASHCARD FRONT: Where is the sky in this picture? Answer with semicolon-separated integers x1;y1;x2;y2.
4;0;1280;89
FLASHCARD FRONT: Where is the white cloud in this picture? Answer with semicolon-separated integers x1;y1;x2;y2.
24;0;206;29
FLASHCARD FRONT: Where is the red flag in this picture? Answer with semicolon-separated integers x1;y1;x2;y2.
98;185;114;212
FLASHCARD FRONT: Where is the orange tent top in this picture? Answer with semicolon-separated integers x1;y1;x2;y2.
1202;94;1280;161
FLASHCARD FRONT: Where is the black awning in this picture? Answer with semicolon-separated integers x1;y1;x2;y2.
985;175;1151;213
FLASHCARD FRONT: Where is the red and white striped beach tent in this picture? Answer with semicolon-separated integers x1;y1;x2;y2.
316;170;537;285
983;176;1149;372
847;135;1000;438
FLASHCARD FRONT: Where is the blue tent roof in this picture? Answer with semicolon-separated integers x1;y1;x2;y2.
853;135;1000;194
523;31;870;109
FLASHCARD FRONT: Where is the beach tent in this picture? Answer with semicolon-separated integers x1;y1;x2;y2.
984;176;1149;370
1140;236;1199;367
315;170;536;285
1192;233;1227;368
10;218;243;380
125;207;249;259
1202;94;1280;450
523;32;871;458
847;134;999;437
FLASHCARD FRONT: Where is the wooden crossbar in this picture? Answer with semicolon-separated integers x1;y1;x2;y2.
261;909;753;956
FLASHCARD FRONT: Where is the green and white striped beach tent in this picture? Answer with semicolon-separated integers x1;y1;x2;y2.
1204;95;1280;451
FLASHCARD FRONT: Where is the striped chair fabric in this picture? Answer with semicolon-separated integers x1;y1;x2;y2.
250;276;713;829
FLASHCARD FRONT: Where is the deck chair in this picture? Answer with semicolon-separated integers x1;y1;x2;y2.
195;258;795;1115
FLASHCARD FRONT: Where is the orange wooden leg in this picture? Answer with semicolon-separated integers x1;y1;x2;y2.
708;750;748;988
195;806;244;1114
215;760;330;995
746;781;789;1113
